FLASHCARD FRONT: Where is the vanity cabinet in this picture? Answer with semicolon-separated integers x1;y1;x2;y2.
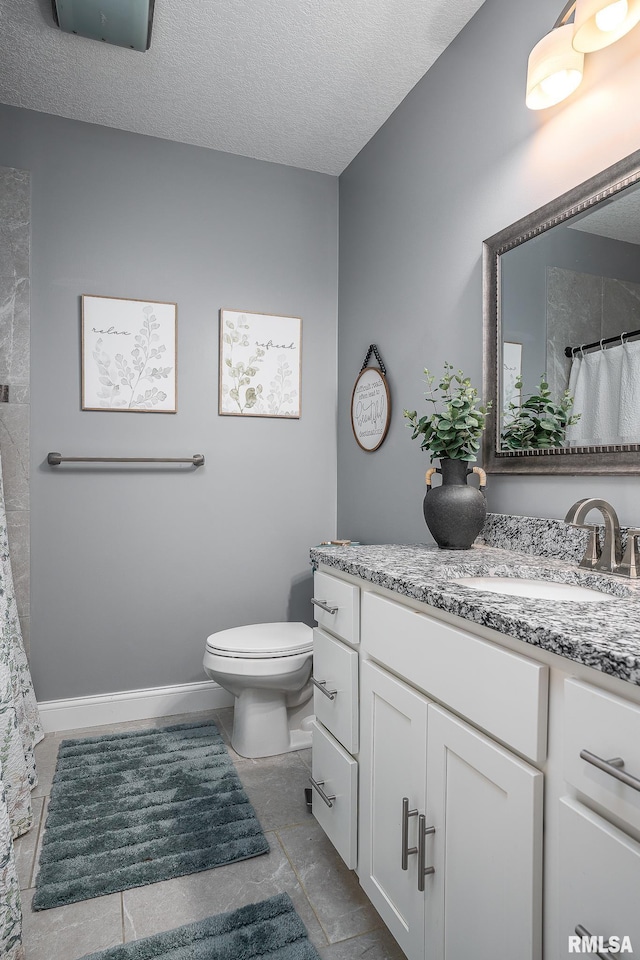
312;570;359;645
362;591;548;764
424;704;542;960
310;570;360;869
312;627;358;753
310;560;640;959
311;720;358;869
558;798;640;954
359;661;429;955
558;680;640;953
563;678;640;834
359;636;543;960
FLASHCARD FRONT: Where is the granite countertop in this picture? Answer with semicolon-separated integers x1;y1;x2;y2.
309;541;640;685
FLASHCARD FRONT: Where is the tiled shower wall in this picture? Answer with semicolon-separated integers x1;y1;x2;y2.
0;166;30;657
546;266;640;402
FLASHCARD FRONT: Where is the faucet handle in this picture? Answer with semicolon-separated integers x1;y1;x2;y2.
618;529;640;579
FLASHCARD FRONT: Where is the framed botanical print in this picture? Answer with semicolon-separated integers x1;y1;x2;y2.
82;295;177;412
219;309;302;418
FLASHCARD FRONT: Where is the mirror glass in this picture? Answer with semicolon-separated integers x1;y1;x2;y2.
483;151;640;474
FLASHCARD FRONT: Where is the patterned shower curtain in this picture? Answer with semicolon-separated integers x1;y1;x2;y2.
0;454;43;959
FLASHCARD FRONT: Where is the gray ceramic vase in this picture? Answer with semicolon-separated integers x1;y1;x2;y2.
423;458;487;550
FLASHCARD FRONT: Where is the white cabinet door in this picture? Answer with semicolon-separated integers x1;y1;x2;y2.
359;660;429;960
559;798;640;957
425;705;543;960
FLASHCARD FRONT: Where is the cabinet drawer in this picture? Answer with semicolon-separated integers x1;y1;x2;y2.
313;628;358;753
362;591;548;764
564;679;640;833
311;721;357;869
559;798;640;955
312;570;359;645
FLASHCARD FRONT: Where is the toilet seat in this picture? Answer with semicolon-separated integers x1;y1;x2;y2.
205;622;312;659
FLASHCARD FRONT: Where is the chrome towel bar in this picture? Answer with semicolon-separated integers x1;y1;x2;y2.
47;452;205;466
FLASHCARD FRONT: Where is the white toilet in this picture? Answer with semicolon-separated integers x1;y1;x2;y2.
203;622;314;759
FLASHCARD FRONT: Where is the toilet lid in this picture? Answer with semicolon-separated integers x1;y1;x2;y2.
205;622;313;658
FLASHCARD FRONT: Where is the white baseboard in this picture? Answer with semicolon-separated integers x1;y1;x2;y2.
37;680;234;733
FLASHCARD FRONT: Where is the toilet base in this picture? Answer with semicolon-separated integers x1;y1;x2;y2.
231;688;313;759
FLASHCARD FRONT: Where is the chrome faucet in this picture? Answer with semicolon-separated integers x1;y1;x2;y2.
565;498;640;578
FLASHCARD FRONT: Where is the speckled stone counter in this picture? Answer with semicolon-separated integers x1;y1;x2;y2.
310;527;640;686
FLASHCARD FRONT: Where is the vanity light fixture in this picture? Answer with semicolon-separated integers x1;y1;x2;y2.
526;0;640;109
573;0;640;50
526;17;584;110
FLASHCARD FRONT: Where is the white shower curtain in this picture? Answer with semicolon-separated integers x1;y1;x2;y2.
0;452;43;959
566;339;640;446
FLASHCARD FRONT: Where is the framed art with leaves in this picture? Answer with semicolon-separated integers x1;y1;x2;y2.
81;295;177;412
219;309;302;418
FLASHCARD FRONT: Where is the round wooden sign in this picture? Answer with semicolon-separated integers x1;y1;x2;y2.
351;367;391;451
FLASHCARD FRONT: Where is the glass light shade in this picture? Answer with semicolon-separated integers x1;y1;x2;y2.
526;23;585;110
573;0;640;51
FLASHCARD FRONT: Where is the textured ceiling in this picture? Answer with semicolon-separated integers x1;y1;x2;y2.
0;0;486;175
569;185;640;246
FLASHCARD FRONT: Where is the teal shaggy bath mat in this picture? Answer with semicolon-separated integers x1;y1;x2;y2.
33;720;269;910
78;893;320;960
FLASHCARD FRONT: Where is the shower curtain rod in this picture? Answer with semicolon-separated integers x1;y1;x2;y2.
47;453;205;466
564;328;640;358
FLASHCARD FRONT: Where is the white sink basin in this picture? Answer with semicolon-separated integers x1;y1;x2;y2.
453;577;612;602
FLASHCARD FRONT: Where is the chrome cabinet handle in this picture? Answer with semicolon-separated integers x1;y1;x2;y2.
575;925;612;959
417;814;436;891
580;749;640;792
312;677;337;700
309;776;336;808
311;598;339;615
401;797;418;870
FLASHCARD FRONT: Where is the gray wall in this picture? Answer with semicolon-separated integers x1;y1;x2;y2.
0;166;30;655
0;105;338;702
337;0;640;540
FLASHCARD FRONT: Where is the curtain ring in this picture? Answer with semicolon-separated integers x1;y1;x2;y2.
579;344;585;358
621;332;628;346
600;338;606;351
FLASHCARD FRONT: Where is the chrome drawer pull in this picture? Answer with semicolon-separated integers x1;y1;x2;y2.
575;925;613;959
309;776;336;808
311;598;339;615
417;813;436;891
401;797;418;870
312;677;337;700
580;749;640;792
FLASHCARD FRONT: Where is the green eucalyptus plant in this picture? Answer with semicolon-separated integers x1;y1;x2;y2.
403;363;491;462
501;375;580;450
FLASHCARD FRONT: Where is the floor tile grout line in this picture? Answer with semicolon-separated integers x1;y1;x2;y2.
27;790;48;890
274;823;386;946
272;829;330;947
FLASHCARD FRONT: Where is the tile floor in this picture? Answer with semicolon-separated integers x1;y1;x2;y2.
15;708;406;960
